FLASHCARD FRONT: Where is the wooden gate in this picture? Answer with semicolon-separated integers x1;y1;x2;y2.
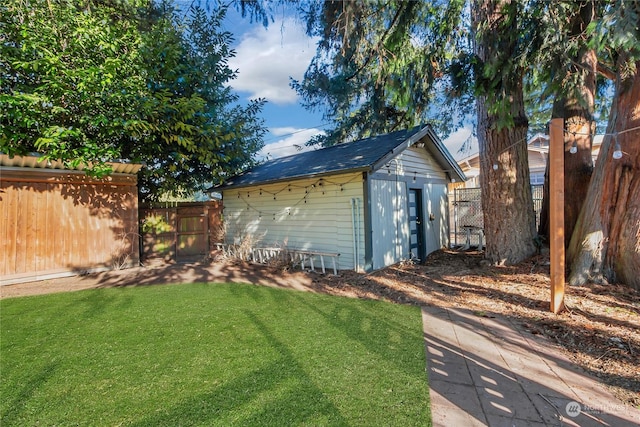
140;201;222;262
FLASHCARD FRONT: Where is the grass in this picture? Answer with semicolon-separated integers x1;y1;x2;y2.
1;282;430;426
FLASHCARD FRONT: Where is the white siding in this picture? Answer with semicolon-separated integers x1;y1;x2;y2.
369;146;449;269
387;147;448;180
423;183;449;253
370;179;409;269
222;172;365;271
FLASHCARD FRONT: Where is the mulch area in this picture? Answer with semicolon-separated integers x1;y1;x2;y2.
2;249;639;407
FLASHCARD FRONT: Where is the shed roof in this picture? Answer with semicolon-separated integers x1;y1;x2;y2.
219;125;465;189
0;153;142;174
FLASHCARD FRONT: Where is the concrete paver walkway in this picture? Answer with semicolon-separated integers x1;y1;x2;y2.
422;305;640;427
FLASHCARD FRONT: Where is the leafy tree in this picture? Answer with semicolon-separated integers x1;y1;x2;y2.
129;2;266;199
0;0;266;200
1;0;148;176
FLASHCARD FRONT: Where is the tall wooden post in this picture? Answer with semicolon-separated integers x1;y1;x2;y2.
549;118;565;313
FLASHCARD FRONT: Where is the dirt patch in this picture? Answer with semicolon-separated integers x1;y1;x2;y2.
2;249;639;407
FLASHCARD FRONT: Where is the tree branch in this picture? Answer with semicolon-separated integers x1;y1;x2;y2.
345;4;406;82
597;62;616;81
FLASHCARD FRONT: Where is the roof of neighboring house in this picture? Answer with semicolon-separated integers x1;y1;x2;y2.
456;133;605;177
218;124;466;189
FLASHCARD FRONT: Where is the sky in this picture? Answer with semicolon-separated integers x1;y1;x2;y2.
219;5;476;161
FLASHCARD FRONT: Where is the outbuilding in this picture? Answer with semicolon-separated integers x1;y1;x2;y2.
218;125;465;272
1;154;142;285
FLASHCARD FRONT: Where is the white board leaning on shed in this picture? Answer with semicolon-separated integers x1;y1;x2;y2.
216;124;466;273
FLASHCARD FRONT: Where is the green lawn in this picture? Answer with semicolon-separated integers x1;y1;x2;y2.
1;282;430;426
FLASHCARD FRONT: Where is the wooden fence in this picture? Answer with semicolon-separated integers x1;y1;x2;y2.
139;201;222;262
1;155;141;285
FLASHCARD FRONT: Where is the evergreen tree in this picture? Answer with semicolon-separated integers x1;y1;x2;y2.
295;0;537;264
472;0;537;264
568;0;640;289
292;0;468;146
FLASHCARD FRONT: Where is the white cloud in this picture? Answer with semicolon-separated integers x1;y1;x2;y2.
229;18;318;105
257;127;325;160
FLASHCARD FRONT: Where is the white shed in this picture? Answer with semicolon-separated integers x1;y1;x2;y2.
218;125;465;272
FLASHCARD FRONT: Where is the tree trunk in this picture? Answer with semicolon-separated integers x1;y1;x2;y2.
539;96;596;245
473;0;537;265
568;59;640;289
538;1;596;252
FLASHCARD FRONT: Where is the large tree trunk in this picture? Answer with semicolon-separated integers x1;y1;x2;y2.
538;1;596;251
473;0;537;265
568;59;640;289
539;95;596;245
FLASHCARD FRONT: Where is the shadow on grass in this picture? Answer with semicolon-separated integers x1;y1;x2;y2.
1;363;57;425
91;260;314;293
288;291;426;378
129;311;347;427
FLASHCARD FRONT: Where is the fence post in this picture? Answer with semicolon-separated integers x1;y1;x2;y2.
549;118;565;314
454;188;458;247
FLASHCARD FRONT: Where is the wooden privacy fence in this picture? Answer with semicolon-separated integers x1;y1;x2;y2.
1;154;141;285
139;201;222;262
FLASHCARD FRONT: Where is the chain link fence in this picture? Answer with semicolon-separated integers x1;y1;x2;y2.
450;185;544;248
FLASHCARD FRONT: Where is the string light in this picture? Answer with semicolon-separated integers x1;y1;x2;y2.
232;175;363;219
476;122;640;169
551;122;640;160
613;135;623;160
569;140;578;154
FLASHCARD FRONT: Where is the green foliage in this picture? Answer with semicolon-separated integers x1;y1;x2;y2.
588;0;640;78
292;0;630;142
524;1;638;132
128;2;266;199
141;214;172;234
292;0;468;146
1;0;145;174
0;0;266;200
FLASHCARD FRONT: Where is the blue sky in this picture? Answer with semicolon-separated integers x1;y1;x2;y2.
219;5;476;161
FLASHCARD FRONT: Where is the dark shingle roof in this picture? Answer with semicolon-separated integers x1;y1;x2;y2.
219;125;464;189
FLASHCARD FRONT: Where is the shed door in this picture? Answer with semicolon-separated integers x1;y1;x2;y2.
408;189;425;261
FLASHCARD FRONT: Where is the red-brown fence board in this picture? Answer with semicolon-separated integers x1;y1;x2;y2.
140;201;222;262
1;166;140;285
